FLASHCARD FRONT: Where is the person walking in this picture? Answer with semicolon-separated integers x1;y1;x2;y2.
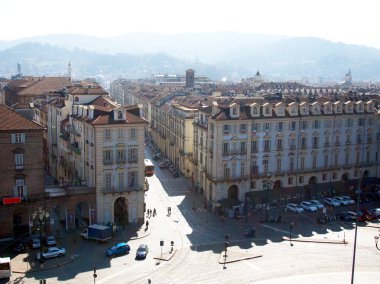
153;208;156;217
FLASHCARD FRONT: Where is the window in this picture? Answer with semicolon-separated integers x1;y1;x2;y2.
232;108;237;115
251;160;258;175
15;179;26;198
301;137;307;148
289;138;296;149
264;123;271;131
290;121;296;131
265;107;270;114
324;154;329;168
128;171;137;187
105;173;112;190
240;124;246;133
11;133;25;144
333;172;337;179
253;107;258;114
15;154;24;169
358;118;365;126
128;148;138;162
367;151;371;164
264;140;271;151
357;133;362;143
313;120;319;129
368;118;374;126
277;122;283;132
322;173;327;181
103;149;113;164
346;134;351;144
251;180;256;189
118;129;124;139
252;123;259;131
312;137;319;148
118;172;124;191
288;177;293;185
345;152;349;166
336;120;342;128
251;140;257;152
289;157;294;172
116;149;125;162
312;154;317;169
223;143;229;155
277;139;283;150
334;153;339;167
240;141;246;153
263;160;269;173
118;111;123;119
302;121;307;130
347;119;353;127
104;129;111;140
223;163;230;177
299;176;304;183
300;157;305;170
240;162;245;176
356;152;360;164
276;159;281;172
130;128;137;139
223;124;229;134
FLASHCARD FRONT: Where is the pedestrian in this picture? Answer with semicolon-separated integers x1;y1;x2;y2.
145;220;149;230
153;208;156;216
148;209;151;216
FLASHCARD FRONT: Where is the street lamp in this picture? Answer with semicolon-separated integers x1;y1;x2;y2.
263;175;273;222
351;188;361;284
289;223;294;247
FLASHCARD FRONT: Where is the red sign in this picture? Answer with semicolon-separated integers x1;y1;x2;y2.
3;197;21;204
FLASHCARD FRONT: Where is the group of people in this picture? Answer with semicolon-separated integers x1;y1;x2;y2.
146;208;156;218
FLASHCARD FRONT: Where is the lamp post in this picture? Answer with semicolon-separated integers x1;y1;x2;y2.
351;188;361;284
289;222;294;247
263;175;273;222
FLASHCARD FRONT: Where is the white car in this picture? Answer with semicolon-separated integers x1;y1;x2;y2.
370;208;380;217
341;196;355;205
300;201;318;212
31;238;41;249
36;247;66;260
45;235;56;246
309;200;324;209
286;203;304;213
324;198;340;207
333;196;351;206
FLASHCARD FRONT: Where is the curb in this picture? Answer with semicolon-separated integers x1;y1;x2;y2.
219;254;262;264
282;237;348;244
153;249;176;261
12;254;81;274
113;228;151;241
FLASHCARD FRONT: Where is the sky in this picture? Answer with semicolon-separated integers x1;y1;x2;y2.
2;0;380;48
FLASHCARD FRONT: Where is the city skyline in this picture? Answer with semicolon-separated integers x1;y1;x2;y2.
2;0;380;49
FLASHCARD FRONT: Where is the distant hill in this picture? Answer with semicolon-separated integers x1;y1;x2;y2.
1;32;380;82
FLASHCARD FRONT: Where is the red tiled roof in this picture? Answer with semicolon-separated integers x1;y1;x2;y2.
18;77;71;96
0;105;45;131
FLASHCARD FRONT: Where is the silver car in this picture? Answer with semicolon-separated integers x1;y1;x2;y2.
309;200;324;209
300;201;318;212
36;247;65;260
285;203;304;213
136;244;149;259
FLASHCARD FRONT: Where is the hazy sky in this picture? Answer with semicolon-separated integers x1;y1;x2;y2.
3;0;380;48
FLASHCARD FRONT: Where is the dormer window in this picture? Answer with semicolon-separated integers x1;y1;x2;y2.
265;107;270;114
118;111;123;119
233;108;237;115
291;107;296;114
253;107;258;114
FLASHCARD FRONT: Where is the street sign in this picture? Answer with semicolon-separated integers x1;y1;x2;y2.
3;197;21;204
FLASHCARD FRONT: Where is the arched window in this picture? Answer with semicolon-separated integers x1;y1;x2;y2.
265;107;270;114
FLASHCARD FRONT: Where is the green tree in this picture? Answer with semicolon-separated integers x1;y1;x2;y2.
32;206;49;262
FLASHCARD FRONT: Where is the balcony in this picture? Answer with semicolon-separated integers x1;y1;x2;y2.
312;144;319;149
128;158;138;163
289;145;296;150
263;147;271;153
300;145;306;150
273;170;286;176
345;141;351;146
356;139;362;144
335;141;341;146
102;184;140;194
116;158;126;164
251;148;258;153
103;159;113;165
206;172;250;182
276;146;283;151
324;142;330;147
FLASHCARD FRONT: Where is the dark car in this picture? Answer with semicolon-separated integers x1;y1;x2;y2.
245;227;256;237
106;242;130;257
339;212;352;221
136;244;149;259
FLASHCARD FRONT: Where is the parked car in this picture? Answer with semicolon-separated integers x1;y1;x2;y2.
31;238;41;249
45;235;56;246
370;208;380;218
135;244;149;260
360;209;377;221
324;198;340;207
338;212;353;221
341;196;355;205
309;200;324;209
159;162;166;169
106;242;130;257
300;201;318;212
345;211;358;221
333;196;351;206
285;203;304;213
244;227;256;237
35;247;65;260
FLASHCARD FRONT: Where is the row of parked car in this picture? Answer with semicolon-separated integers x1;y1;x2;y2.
286;196;363;213
106;242;149;260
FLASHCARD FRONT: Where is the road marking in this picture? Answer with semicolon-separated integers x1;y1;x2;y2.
261;224;290;234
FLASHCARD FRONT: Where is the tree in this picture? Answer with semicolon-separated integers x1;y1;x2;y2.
32;206;49;262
